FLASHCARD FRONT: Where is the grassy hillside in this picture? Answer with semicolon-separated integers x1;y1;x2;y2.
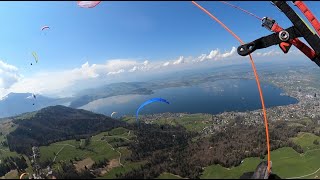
201;132;320;179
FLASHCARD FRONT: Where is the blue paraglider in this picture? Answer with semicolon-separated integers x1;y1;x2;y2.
136;98;170;124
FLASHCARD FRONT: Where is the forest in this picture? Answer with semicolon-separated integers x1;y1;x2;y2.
0;156;28;177
118;119;313;179
6;105;126;155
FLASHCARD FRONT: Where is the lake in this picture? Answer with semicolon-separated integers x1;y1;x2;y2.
81;78;298;117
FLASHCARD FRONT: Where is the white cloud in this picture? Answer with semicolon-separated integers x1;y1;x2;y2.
220;47;237;58
0;60;21;89
73;61;99;78
26;94;34;99
2;46;303;99
107;69;125;75
195;47;237;62
143;60;149;66
207;50;219;59
253;46;306;57
129;66;138;72
173;56;185;65
163;62;170;66
255;49;282;57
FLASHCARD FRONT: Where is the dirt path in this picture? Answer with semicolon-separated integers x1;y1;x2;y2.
54;144;76;148
93;140;123;167
52;143;77;162
286;167;320;179
104;136;130;141
283;148;320;179
52;146;66;162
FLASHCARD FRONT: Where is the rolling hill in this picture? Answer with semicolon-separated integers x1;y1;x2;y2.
6;105;127;155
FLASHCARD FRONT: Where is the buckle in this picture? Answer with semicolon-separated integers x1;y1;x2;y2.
262;17;276;31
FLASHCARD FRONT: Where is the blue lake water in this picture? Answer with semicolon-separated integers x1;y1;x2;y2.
81;79;298;117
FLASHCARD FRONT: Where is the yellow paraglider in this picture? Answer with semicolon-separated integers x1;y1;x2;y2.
32;52;39;64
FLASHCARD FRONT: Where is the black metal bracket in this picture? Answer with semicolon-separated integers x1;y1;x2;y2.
237;26;302;56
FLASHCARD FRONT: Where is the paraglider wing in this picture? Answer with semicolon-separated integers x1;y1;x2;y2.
32;52;38;63
19;173;28;179
136;98;170;124
111;111;117;117
77;1;101;8
41;26;50;31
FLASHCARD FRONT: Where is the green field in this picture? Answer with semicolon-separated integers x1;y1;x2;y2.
97;161;146;179
121;116;136;124
0;120;17;151
40;139;119;163
154;114;210;132
201;157;261;179
37;127;138;178
201;132;320;179
109;127;130;136
39;127;135;165
291;132;320;151
157;172;183;179
0;149;19;159
122;114;211;132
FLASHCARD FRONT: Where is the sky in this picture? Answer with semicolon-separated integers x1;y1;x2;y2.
0;1;319;98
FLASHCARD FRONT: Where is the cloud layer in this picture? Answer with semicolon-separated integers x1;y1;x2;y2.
1;46;302;98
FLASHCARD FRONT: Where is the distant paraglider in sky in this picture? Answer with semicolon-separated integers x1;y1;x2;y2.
136;98;170;124
111;111;117;118
41;26;50;31
32;52;38;65
41;25;50;35
32;93;36;106
77;1;101;8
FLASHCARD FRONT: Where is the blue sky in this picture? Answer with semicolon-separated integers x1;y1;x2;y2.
0;1;319;98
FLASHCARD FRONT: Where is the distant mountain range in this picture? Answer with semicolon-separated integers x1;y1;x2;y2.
0;82;158;118
0;76;244;118
0;62;308;118
69;82;155;108
0;93;73;118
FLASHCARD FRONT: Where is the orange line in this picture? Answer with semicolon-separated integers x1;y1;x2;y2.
191;1;271;174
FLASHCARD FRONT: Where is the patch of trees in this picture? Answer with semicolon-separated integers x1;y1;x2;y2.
84;138;91;147
1;141;8;147
53;161;95;179
0;156;28;176
118;123;202;179
92;158;109;169
119;120;306;179
39;158;53;168
7;105;127;155
128;123;192;161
